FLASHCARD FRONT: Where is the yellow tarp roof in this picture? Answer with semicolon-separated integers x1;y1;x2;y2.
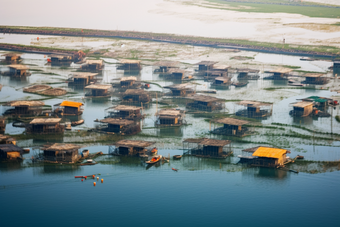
252;147;287;159
60;101;83;108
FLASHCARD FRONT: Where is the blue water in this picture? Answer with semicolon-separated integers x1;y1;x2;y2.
1;157;340;227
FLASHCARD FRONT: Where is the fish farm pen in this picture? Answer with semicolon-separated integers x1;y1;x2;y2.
164;83;196;97
235;101;273;119
183;138;232;158
105;105;144;120
3;101;45;116
68;72;99;87
186;95;225;112
212;118;250;137
26;118;65;134
153;60;179;73
121;89;151;106
41;143;81;163
97;118;141;135
155;109;186;127
109;139;156;156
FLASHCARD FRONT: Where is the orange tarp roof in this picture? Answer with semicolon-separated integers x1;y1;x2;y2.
60;101;83;108
252;147;287;159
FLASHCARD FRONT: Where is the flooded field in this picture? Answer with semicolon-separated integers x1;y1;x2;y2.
1;2;340;225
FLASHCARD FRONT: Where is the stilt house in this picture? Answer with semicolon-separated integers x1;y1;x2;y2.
3;53;22;63
237;68;260;79
119;59;142;70
213;118;250;137
50;54;73;66
301;73;328;85
120;76;138;88
213;77;231;86
186;95;224;112
267;68;292;80
85;84;113;97
0;144;24;160
240;147;290;168
4;101;45;116
183;138;232;158
122;89;151;105
197;61;217;71
42;143;81;163
106;105;143;120
68;72;98;86
54;101;84;116
113;140;155;156
99;118;140;135
164;83;195;96
154;61;179;73
167;69;185;80
291;102;313;117
236;101;273;118
156;109;185;126
27;118;64;134
8;65;30;77
81;60;104;72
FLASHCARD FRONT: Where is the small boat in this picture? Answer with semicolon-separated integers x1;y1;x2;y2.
71;119;84;126
233;82;248;87
296;155;304;159
173;155;182;160
300;57;313;61
65;123;72;130
23;148;30;153
86;159;93;163
145;155;162;164
172;168;178;172
74;176;87;178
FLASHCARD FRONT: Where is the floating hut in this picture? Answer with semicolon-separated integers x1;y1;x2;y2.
27;118;64;134
120;76;142;88
0;134;15;145
54;101;84;116
3;101;44;116
2;53;22;63
237;68;260;80
186;95;225;112
68;72;98;86
301;96;333;108
236;101;273;118
0;118;6;134
212;77;231;86
301;73;328;85
111;140;155;156
50;54;73;66
212;118;250;137
85;84;113;97
156;109;185;127
81;60;104;72
291;102;314;117
23;85;51;94
99;118;140;135
0;144;24;160
166;69;186;80
154;61;179;73
7;64;30;77
105;105;143;120
197;61;217;71
183;138;232;158
212;65;230;72
164;83;195;97
205;65;230;78
41;143;81;163
122;89;151;105
265;68;292;80
118;59;142;70
239;146;291;168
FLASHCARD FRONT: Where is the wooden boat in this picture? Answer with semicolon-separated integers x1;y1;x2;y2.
172;168;178;171
145;155;162;164
233;82;248;87
173;155;182;160
296;155;304;159
71;119;84;126
86;159;93;163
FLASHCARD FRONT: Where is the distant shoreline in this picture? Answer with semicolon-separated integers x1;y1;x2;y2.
0;26;338;59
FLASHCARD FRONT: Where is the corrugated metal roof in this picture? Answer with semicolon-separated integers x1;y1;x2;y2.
252;147;288;159
60;101;83;108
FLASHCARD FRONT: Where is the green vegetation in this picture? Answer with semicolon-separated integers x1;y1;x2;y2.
335;116;340;123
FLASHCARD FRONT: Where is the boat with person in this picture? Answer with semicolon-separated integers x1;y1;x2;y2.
145;155;162;164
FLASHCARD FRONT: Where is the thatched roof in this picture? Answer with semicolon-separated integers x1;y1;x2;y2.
237;100;272;107
23;85;51;93
215;118;249;126
269;68;293;74
187;95;223;103
154;61;179;67
30;118;61;125
72;72;98;79
0;134;10;141
39;88;67;96
86;59;103;65
8;64;29;70
121;76;137;81
5;100;45;107
0;144;24;153
237;68;260;73
110;105;141;111
100;118;134;125
120;59;141;64
302;73;324;78
42;143;81;151
156;109;184;117
85;84;112;90
215;77;229;82
124;89;148;95
213;65;230;70
168;68;185;74
293;101;314;108
115;139;155;148
197;61;217;66
183;138;230;147
164;83;193;90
